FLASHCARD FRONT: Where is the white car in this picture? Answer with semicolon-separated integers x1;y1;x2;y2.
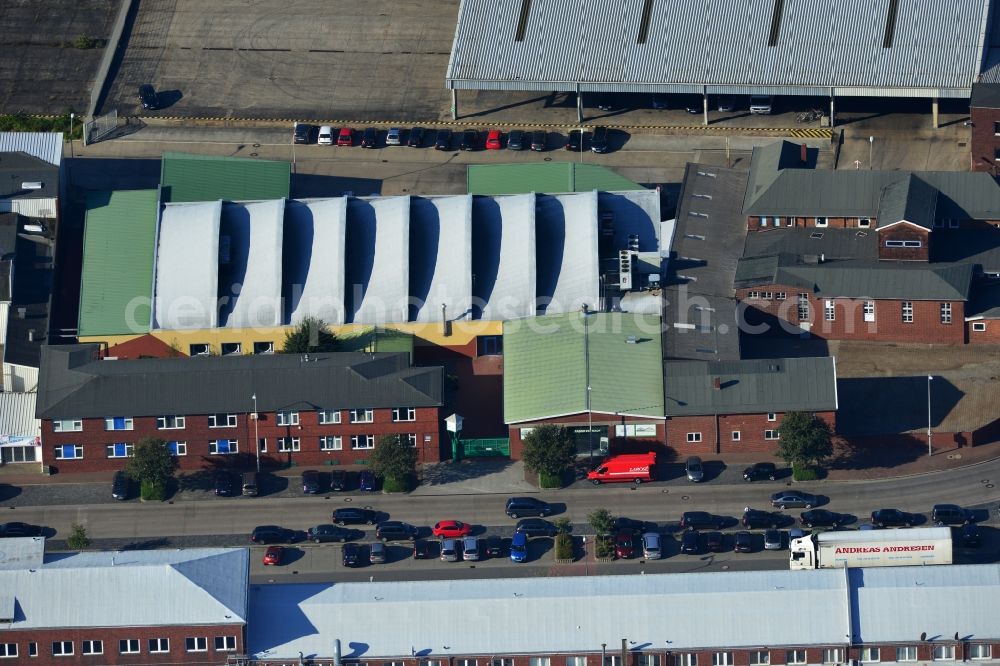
462;536;480;561
386;127;402;146
317;125;333;145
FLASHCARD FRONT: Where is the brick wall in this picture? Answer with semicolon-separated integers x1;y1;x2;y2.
970;105;1000;173
508;412;666;460
42;406;442;474
0;622;243;664
877;224;930;261
968;318;1000;343
666;412;836;455
748;216;876;231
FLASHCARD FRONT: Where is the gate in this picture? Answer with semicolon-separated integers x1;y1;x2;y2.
83;110;119;145
459;437;510;458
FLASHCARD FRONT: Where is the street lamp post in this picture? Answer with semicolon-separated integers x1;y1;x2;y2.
252;393;261;472
868;136;874;170
69;113;74;158
926;375;933;457
583;305;593;461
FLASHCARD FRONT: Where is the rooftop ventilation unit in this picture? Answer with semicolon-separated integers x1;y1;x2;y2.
619;249;635;291
21;182;43;190
637;0;654;44
515;0;532;42
767;0;785;47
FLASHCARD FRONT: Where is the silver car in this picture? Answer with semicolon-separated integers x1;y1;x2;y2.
462;537;480;561
386;127;402;146
685;456;704;482
764;529;784;550
642;532;662;560
369;541;386;564
440;539;459;562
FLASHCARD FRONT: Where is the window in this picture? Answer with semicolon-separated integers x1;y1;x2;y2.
567;658;587;666
748;290;760;299
995;121;1000;135
209;439;238;455
392;407;416;422
864;300;875;323
168;441;187;456
458;660;477;666
214;636;236;652
776;292;787;300
749;651;770;666
859;217;871;227
973;322;987;332
189;343;210;356
786;651;806;665
815;217;828;227
940;302;952;324
642;656;661;666
860;647;880;663
276;410;300;426
673;655;697;666
52;419;82;432
320;436;342;451
969;645;991;660
932;646;955;661
54;444;83;460
948;219;960;229
686;432;702;443
823;649;842;664
426;661;444;666
766;412;777;422
763;291;773;299
493;659;514;666
797;293;810;320
318;410;342;424
400;433;418;447
902;301;914;323
28;643;37;657
713;653;733;666
896;647;917;662
349;409;374;423
731;430;741;441
604;656;619;666
385;662;406;666
885;239;922;248
221;342;242;355
477;335;503;356
0;644;17;658
352;434;375;449
824;299;835;321
531;659;552;666
258;438;267;453
157;415;186;429
185;637;207;652
277;437;300;452
995;148;1000;161
765;430;779;440
82;640;103;656
253;341;274;354
52;641;74;657
208;413;237;428
106;442;134;458
104;417;134;431
119;639;140;654
149;638;169;653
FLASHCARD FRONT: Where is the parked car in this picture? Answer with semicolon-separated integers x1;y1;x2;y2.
301;470;321;494
742;509;781;529
565;128;584;151
408;127;425;147
614;531;635;559
642;532;662;559
763;529;785;550
329;469;349;491
717;96;736;112
138;83;159;110
369;541;386;564
870;508;917;528
214;470;237;497
651;93;669;109
241;471;259;497
332;508;378;525
530;130;547;151
412;540;434;559
507;129;526;150
800;509;850;528
342;542;362;567
685;456;704;482
680;530;701;554
485;535;505;558
614;517;657;534
595;93;614;111
112;471;129;500
515;518;558;538
680;511;726;531
510;531;529;562
770;490;818;509
293;122;313;144
462;536;481;561
0;522;43;538
358;470;376;492
705;531;725;552
742;462;777;482
262;545;284;565
685;98;701;114
307;524;356;543
361;127;379;148
734;531;753;552
460;128;479;151
485;129;502;150
505;497;553;518
932;504;973;526
439;538;460;562
317;125;334;145
250;526;299;544
434;128;452;150
590;125;609;153
336;127;354;146
386;127;402;146
432;520;472;539
376;521;419;541
960;523;982;548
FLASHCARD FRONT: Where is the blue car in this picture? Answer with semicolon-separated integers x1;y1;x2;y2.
359;470;376;492
510;531;529;563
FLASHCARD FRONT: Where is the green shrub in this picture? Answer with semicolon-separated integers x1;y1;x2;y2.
553;517;572;535
382;476;410;493
0;112;83;140
555;533;574;560
595;535;614;559
140;479;166;501
539;470;563;488
72;35;106;49
67;523;91;550
792;465;819;482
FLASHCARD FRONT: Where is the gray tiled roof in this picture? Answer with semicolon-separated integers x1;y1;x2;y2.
967;281;1000;319
664;357;837;416
877;174;937;230
0;152;59;200
743;228;878;262
971;82;1000;109
36;345;443;419
932;229;1000;273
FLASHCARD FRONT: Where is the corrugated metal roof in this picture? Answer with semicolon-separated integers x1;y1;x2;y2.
447;0;990;96
504;311;664;423
154;201;222;330
78;190;159;337
0;132;63;167
537;191;600;314
0;391;39;437
663;357;838;416
347;196;411;324
220;199;285;328
0;537;44;570
286;198;348;325
467;163;643;195
472;193;537;320
410;195;473;323
160;152;289;203
4;548;249;629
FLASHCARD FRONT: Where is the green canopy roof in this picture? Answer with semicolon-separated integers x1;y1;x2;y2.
160;152;290;203
468;162;643;195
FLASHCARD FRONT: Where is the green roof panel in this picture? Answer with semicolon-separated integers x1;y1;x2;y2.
78;190;159;336
468;162;643;195
160;152;290;203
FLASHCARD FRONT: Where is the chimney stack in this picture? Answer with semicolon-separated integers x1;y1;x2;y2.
800;143;807;164
713;377;722;390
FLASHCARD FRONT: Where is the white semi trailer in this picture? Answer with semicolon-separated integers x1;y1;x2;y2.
789;527;952;570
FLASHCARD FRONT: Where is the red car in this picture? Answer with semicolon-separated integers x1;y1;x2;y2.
262;546;284;565
336;127;354;146
432;520;472;539
614;531;635;559
485;129;502;150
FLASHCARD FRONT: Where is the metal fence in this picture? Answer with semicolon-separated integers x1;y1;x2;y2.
459;438;510;458
83;110;119;145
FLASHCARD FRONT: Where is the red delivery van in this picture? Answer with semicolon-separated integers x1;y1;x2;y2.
587;453;656;485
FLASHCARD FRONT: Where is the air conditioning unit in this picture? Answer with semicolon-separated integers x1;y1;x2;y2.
619;250;635;290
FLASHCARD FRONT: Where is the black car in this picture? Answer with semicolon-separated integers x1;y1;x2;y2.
565;129;584;151
960;523;982;548
0;522;43;538
361;127;379;148
770;490;818;509
734;531;753;552
800;510;850;528
408;127;425;147
515;518;558;538
530;130;547;151
680;511;726;531
307;524;356;543
250;525;300;544
705;531;725;552
507;129;525;150
595;93;614;111
342;542;362;567
590;126;609;153
460;128;479;151
505;497;552;518
412;540;435;559
376;521;419;541
293;123;313;144
434;129;452;150
743;462;777;482
329;469;349;491
485;535;505;557
214;470;237;497
932;504;973;526
680;530;701;554
870;508;917;528
302;470;322;494
112;470;129;500
742;509;782;529
332;508;379;525
138;83;159;110
613;517;657;534
651;93;669;109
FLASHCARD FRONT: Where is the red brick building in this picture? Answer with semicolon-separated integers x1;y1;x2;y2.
36;345;444;474
970;82;1000;173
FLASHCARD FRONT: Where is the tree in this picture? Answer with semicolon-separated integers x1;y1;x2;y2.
521;425;577;478
775;412;834;468
125;438;178;494
67;523;91;550
369;434;418;489
587;508;615;536
281;317;338;353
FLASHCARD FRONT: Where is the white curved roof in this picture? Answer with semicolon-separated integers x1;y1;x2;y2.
537;191;600;314
220;199;284;328
154;201;221;330
346;196;410;324
286;198;348;325
473;193;536;321
411;195;473;323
